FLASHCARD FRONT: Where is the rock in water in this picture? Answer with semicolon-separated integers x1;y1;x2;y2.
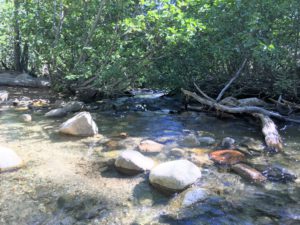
115;150;154;175
59;112;98;136
262;166;297;183
63;101;84;112
232;163;267;183
221;137;236;149
149;160;201;194
138;140;164;153
45;108;68;118
181;187;209;207
20;114;32;122
209;150;245;165
0;90;9;102
0;146;23;172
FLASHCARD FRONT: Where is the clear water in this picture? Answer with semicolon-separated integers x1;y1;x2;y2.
0;87;299;225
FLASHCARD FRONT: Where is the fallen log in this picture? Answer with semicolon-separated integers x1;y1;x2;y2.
253;113;283;153
181;89;300;123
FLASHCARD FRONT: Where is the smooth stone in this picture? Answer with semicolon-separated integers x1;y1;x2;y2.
149;160;201;194
189;153;214;166
115;150;154;175
0;146;23;172
221;137;236;149
0;90;9;102
138;140;164;153
240;137;265;152
179;133;200;147
59;112;98;136
209;150;245;165
45;108;68;118
232;163;267;183
181;187;209;207
21;114;32;122
63;101;84;112
169;148;185;158
198;137;216;145
261;166;297;183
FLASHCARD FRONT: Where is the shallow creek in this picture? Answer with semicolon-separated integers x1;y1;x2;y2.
0;87;300;225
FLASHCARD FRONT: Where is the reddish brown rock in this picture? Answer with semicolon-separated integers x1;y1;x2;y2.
232;163;267;183
209;150;245;165
138;140;164;153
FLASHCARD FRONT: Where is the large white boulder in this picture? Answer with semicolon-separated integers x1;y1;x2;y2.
58;112;98;136
149;160;201;193
115;150;154;175
0;146;23;172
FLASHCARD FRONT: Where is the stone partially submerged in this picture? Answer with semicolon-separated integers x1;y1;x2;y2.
115;150;154;175
149;160;201;194
45;101;84;118
0;90;9;102
0;146;23;172
59;112;98;136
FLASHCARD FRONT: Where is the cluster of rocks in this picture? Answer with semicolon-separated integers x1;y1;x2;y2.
114;149;202;194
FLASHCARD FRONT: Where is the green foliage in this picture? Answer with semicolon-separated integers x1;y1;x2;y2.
0;0;299;99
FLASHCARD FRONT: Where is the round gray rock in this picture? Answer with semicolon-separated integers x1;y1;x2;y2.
21;114;32;122
45;108;68;118
63;101;84;112
115;150;154;175
59;112;98;136
149;160;201;193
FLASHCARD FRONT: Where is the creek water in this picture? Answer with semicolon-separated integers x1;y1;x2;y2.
0;87;299;225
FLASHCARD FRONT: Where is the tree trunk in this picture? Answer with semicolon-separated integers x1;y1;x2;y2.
13;0;22;72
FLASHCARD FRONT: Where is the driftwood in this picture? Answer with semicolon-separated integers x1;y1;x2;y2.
181;89;300;123
253;113;283;153
181;88;300;154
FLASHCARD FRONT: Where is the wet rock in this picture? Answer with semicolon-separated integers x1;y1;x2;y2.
115;150;154;175
59;112;98;136
189;153;214;167
119;132;128;138
209;150;245;165
0;146;23;172
198;137;216;146
45;108;68;118
169;148;185;158
149;160;201;194
63;101;84;112
138;140;164;153
21;114;32;122
0;90;9;102
178;133;200;147
231;163;267;183
240;137;265;152
221;137;236;149
261;166;297;183
181;187;210;207
45;101;84;118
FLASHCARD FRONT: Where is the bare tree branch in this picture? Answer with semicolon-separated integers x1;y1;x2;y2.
216;58;247;102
